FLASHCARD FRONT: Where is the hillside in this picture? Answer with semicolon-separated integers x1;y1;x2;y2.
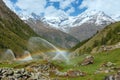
73;22;120;54
0;0;39;57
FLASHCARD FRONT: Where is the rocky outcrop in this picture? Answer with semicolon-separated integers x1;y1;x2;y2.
67;70;86;77
99;42;120;52
51;69;86;77
0;68;50;80
104;71;120;80
95;62;117;74
0;62;87;80
81;55;94;66
92;42;120;53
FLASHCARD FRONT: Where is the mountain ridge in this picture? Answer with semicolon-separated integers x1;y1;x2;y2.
19;10;115;30
26;18;79;48
19;10;115;41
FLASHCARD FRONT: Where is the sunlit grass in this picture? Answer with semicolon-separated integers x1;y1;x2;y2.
0;49;119;80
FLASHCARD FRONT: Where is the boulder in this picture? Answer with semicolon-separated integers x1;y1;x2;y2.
81;55;94;66
104;71;120;80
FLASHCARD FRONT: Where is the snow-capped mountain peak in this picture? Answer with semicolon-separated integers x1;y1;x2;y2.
71;10;114;26
42;13;69;28
18;10;115;31
18;12;44;21
58;10;115;31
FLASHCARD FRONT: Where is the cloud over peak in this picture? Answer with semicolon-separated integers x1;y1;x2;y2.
4;0;77;17
3;0;120;19
79;0;120;16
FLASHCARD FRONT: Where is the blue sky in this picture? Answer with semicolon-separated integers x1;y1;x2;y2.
4;0;87;17
45;0;86;16
4;0;120;18
10;0;17;3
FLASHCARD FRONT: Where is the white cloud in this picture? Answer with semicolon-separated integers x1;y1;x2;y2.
49;0;61;2
67;7;75;14
44;6;57;17
59;0;76;9
4;0;120;19
44;5;68;18
4;0;75;18
49;0;76;10
75;0;79;4
79;0;120;16
15;0;47;15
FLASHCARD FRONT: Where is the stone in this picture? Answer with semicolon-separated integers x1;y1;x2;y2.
67;70;86;77
6;70;14;76
81;55;94;66
55;69;67;77
102;62;115;67
30;73;39;79
104;70;109;73
115;72;120;80
104;72;120;80
104;75;114;80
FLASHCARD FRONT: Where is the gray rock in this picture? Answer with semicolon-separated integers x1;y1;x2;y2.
81;55;94;66
104;72;120;80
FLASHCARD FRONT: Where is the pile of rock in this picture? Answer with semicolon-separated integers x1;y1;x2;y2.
0;68;50;80
26;62;56;73
95;62;116;74
0;62;87;79
95;67;114;74
104;71;120;80
67;70;86;77
51;69;86;77
54;69;67;77
81;55;94;66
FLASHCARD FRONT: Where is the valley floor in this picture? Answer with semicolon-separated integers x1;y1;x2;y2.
0;49;120;80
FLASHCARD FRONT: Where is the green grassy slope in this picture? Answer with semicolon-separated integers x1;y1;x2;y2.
0;0;38;57
74;22;120;54
52;49;120;80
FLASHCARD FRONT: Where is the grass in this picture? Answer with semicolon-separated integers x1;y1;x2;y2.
51;49;120;80
0;49;119;80
0;61;19;68
74;22;120;54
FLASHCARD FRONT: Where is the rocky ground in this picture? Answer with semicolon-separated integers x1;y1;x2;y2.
0;62;86;80
0;68;50;80
104;71;120;80
0;50;120;80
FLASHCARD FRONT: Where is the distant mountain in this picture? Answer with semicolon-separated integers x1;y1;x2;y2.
67;11;115;41
19;12;79;48
25;18;79;48
19;10;115;41
61;11;114;27
43;10;114;41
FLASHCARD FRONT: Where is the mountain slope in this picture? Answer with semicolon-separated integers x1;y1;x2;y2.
20;11;115;41
67;11;114;41
26;19;79;48
73;22;120;54
0;0;39;57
